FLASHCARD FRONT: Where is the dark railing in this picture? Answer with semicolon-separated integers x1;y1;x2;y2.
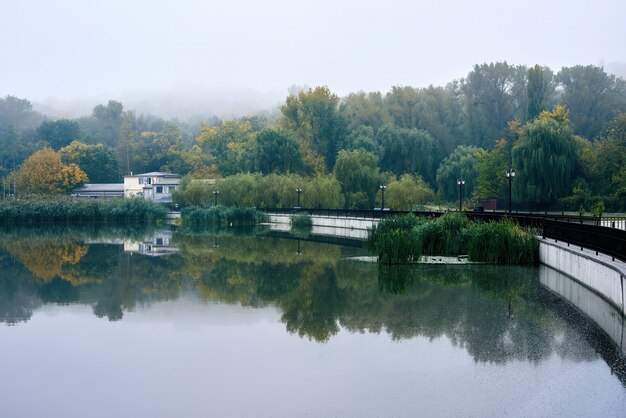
260;208;626;263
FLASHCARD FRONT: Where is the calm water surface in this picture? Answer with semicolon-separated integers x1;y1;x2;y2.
0;225;624;417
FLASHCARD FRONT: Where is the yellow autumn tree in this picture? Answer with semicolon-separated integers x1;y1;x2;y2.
15;147;88;195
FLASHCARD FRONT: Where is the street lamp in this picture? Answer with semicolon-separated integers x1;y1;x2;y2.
379;185;387;210
505;168;515;213
457;179;465;211
295;187;302;208
212;190;219;206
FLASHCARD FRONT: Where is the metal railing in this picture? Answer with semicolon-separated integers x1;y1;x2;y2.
260;208;626;263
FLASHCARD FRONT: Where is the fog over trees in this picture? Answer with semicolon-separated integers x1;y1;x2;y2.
1;62;625;211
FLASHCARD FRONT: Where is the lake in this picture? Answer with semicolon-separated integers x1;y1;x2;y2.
0;225;624;417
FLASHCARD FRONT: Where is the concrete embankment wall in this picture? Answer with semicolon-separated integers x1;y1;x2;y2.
266;214;377;240
538;238;626;317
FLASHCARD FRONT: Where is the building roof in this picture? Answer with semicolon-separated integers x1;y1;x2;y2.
125;172;181;178
73;183;124;192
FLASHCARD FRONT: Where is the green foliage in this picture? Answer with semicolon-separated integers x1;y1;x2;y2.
333;149;382;208
0;196;168;223
512;106;577;207
464;219;537;265
368;213;537;265
385;174;435;210
461;62;528;147
415;212;470;256
377;125;436;182
526;65;554;121
60;141;119;183
556;65;626;139
281;86;347;171
36;119;81;150
291;213;313;230
436;145;482;202
254;128;303;174
367;215;426;264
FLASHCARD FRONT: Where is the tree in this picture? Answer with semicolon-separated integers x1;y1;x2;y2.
0;95;44;134
526;65;554;120
15;147;88;195
588;114;626;208
474;140;508;201
385;174;435;210
435;145;483;202
196;120;254;175
342;91;391;132
36;119;80;150
556;65;626;140
461;62;527;147
60;141;119;183
512;106;578;207
333;149;382;208
376;125;436;183
340;125;381;154
254;128;303;174
281;86;347;171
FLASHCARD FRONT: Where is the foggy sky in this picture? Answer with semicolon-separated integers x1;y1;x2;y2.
1;0;625;117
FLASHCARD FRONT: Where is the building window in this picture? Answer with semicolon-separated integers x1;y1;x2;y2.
156;186;163;193
139;177;152;185
169;185;176;192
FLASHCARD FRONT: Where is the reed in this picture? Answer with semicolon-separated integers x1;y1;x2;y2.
368;213;538;265
0;196;168;223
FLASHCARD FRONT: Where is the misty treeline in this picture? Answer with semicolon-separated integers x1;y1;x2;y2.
1;62;625;211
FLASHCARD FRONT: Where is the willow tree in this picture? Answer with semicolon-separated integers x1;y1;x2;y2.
512;106;577;207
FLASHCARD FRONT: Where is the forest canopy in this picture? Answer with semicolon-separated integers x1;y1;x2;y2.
1;62;625;211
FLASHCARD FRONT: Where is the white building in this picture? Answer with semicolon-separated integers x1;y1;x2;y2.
123;172;181;203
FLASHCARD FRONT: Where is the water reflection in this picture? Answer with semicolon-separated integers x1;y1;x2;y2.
0;225;624;374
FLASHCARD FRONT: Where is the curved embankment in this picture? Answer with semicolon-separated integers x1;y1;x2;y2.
538;237;626;317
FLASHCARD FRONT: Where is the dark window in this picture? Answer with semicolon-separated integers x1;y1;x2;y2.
156;186;163;193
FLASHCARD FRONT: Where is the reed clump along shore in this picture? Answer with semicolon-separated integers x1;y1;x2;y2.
368;213;538;265
0;196;168;223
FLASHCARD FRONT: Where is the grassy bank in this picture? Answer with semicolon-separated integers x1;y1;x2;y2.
368;213;537;265
180;206;261;227
0;196;168;223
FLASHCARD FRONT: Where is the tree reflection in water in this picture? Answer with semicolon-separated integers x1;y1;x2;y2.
0;224;623;378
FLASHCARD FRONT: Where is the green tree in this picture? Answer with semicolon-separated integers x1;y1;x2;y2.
376;125;436;182
60;141;119;183
36;119;81;150
254;128;303;174
436;145;483;202
385;174;435;210
333;149;382;208
461;62;527;147
281;86;347;171
526;65;554;120
196;120;254;175
342;91;391;132
474;139;509;201
556;65;626;139
512;106;578;207
340;125;381;154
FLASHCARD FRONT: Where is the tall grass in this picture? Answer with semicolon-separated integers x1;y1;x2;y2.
0;196;168;223
368;213;538;265
368;215;426;264
463;219;538;265
181;205;261;227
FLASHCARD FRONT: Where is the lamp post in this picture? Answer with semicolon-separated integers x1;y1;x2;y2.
505;168;515;213
379;185;386;210
457;179;465;211
296;187;302;208
212;190;219;206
